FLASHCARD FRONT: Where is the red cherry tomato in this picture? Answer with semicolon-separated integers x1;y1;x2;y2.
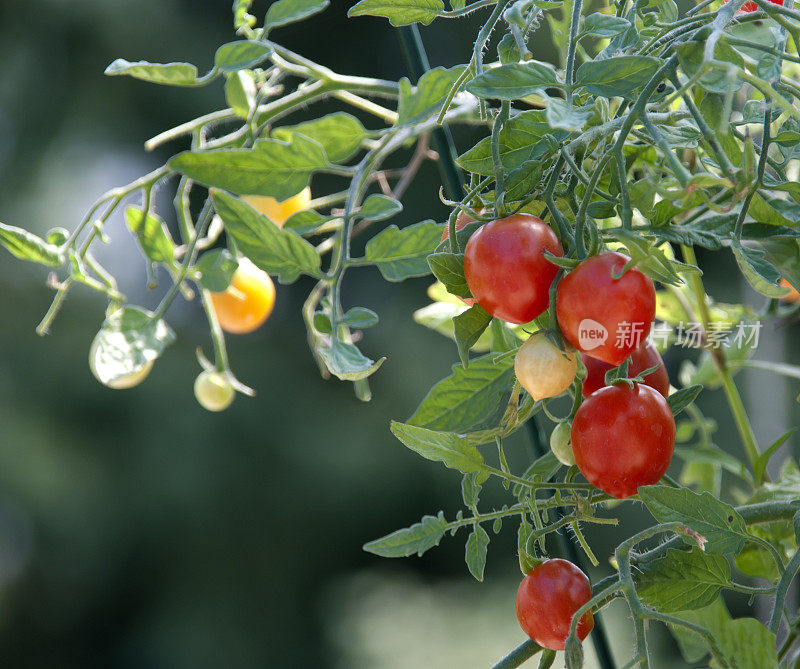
516;558;594;650
581;342;669;398
556;252;655;366
572;383;675;499
464;214;562;324
735;0;782;12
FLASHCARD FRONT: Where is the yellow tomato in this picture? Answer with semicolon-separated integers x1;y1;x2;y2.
194;371;235;412
243;187;311;227
210;258;275;334
514;332;577;401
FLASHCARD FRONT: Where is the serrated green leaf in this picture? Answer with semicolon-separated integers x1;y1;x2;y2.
363;512;448;557
636;548;731;612
735;545;780;581
668;600;778;668
397;66;466;125
358;194;403;222
731;240;788;298
363;220;442;281
461;471;482;508
225;70;257;118
427;252;471;298
676;41;743;95
170;134;328;201
390;421;486;473
124;206;177;268
211;190;321;283
265;0;329;28
0;222;64;267
754;429;795;486
545;97;592;131
466;61;559;99
575;55;661;98
282;209;333;236
457;110;569;175
454;304;492;367
408;352;516;432
317;340;385;381
214;41;271;73
104;59;198;86
465;525;490;581
196;249;238;292
272;112;366;163
667;384;702;416
341;306;379;329
582;13;631;37
638;485;749;554
348;0;444;26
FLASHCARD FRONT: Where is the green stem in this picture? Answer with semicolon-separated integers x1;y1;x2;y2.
681;244;761;474
770;548;800;633
564;0;585;105
491;640;542;669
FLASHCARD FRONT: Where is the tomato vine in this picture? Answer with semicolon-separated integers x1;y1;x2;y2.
1;0;800;666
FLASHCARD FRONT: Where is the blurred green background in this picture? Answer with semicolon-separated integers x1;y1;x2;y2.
0;1;797;667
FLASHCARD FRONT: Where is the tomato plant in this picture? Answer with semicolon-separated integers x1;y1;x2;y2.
2;0;800;666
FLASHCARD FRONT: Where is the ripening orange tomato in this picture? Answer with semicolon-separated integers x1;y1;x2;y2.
243;187;311;227
780;278;800;303
210;258;275;334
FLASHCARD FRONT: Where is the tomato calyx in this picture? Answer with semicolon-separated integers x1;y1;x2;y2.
603;357;663;390
518;549;542;575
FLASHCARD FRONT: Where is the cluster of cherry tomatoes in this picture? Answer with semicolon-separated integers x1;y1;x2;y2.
461;211;678;650
90;189;312;412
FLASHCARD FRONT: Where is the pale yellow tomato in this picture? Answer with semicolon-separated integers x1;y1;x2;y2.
514;332;577;401
210;258;275;334
194;371;235;412
550;422;576;466
243;187;311;227
89;337;154;389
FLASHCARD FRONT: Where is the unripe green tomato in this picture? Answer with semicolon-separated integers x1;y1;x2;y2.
550;422;576;466
194;371;235;412
514;332;577;401
89;339;153;389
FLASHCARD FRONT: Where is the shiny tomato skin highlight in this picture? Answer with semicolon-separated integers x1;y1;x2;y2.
581;342;669;397
572;383;675;499
556;252;656;365
516;559;594;651
464;214;562;324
